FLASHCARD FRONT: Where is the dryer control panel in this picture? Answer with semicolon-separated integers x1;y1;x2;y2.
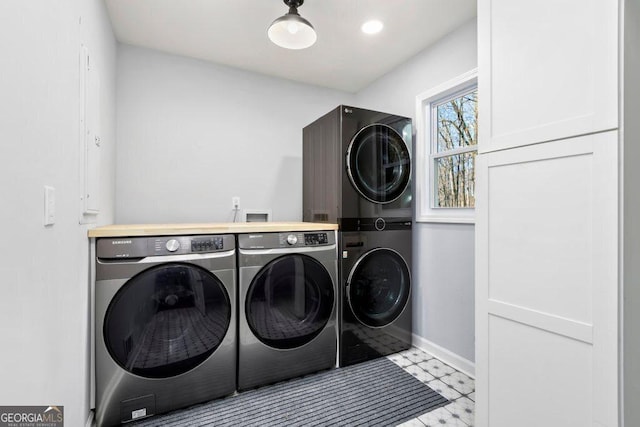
304;232;329;246
279;232;330;247
238;231;335;250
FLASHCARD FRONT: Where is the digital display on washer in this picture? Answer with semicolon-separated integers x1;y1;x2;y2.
191;237;223;252
304;233;328;246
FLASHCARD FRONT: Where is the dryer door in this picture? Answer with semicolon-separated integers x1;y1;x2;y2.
347;248;411;328
103;263;231;378
346;123;411;204
245;254;334;349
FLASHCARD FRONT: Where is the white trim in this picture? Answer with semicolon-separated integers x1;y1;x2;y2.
488;300;594;344
412;333;475;378
89;239;96;411
432;145;477;159
415;215;475;224
415;69;478;224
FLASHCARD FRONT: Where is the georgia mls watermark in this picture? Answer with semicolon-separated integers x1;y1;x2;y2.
0;406;63;427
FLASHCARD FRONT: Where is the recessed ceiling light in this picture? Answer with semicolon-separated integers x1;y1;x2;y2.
361;20;384;35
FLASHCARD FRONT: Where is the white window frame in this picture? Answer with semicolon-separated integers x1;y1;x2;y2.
415;68;477;223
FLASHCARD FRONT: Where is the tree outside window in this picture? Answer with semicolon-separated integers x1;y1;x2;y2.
432;89;478;208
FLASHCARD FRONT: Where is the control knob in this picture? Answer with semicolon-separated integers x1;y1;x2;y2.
165;239;180;252
286;234;298;245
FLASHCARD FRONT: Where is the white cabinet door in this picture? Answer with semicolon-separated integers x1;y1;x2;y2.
478;0;618;153
475;131;618;426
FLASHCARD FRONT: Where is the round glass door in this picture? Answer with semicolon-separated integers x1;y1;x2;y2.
246;254;334;349
347;248;411;328
346;124;411;204
104;263;231;379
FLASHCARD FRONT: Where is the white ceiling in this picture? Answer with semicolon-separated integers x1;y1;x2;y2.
104;0;477;93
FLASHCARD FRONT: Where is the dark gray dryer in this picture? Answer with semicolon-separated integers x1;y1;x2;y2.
237;231;337;391
302;105;413;224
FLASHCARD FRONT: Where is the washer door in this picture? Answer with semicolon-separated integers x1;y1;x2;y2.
103;263;231;379
246;254;334;349
347;248;411;328
346;124;411;204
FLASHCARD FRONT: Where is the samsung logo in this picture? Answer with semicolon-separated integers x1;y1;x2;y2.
111;240;132;245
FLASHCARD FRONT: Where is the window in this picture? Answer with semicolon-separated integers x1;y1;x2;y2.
433;89;477;208
415;69;477;223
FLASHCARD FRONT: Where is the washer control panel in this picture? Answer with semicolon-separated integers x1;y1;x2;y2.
152;236;224;255
191;236;224;252
97;234;232;259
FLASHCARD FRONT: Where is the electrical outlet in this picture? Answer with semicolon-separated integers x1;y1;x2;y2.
232;197;240;210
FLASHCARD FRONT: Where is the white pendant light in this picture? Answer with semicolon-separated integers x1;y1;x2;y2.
268;0;317;50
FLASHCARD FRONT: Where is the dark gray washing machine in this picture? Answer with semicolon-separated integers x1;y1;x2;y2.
94;235;236;426
339;219;413;367
237;231;337;391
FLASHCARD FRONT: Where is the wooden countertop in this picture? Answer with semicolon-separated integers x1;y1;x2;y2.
87;222;338;238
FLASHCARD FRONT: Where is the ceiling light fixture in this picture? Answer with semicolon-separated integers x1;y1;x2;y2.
361;20;384;35
268;0;317;50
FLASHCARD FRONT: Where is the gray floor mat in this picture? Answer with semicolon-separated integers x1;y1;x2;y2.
132;357;449;426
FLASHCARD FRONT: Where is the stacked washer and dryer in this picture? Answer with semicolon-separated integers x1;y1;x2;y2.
303;105;414;367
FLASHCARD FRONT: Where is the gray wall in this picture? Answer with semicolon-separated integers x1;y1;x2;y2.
115;45;354;223
355;18;477;363
623;0;640;423
0;1;117;425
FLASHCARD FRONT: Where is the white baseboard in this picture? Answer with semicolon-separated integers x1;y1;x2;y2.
412;333;475;378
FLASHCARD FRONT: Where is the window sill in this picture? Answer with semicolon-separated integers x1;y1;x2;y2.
415;215;475;224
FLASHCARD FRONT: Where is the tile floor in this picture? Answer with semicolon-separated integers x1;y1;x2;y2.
389;348;475;427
